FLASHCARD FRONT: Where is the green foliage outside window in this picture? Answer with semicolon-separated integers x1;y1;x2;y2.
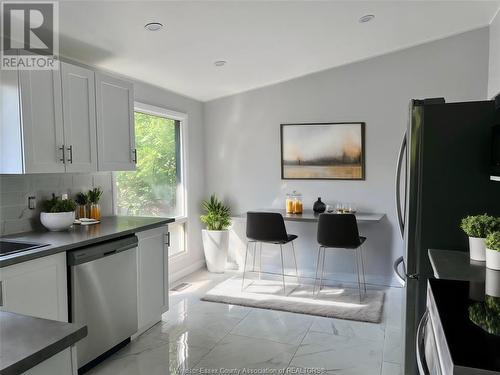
115;112;179;217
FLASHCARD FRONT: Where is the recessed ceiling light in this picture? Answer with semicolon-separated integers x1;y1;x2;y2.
144;22;163;31
359;14;375;23
214;60;227;67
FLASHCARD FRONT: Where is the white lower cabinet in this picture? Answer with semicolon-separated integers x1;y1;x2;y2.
22;347;77;375
136;226;169;333
0;253;68;322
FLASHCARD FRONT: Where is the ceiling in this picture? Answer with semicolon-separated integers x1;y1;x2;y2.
58;1;500;102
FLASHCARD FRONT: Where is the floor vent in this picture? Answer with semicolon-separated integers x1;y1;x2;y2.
170;282;191;292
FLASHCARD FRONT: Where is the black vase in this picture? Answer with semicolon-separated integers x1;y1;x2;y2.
313;197;326;213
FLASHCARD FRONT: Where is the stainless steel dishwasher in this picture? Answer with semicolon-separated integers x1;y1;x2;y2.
67;235;138;371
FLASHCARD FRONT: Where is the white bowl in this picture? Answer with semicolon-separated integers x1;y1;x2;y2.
40;211;75;231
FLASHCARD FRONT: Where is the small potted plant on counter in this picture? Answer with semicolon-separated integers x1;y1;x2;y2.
460;214;498;261
88;187;103;220
40;194;77;231
486;231;500;271
75;192;89;219
200;194;231;273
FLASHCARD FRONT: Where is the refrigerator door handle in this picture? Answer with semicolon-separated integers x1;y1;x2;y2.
393;256;406;286
416;310;431;375
395;131;407;238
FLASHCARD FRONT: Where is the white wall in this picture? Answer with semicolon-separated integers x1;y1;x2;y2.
489;8;500;99
203;28;490;287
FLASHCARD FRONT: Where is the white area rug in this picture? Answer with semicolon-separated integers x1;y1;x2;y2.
201;278;385;323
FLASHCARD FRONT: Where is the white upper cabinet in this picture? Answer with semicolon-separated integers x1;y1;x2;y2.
95;72;136;171
0;62;135;174
19;69;65;173
61;63;97;173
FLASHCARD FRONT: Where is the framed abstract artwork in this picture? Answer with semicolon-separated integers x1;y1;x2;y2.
280;122;365;180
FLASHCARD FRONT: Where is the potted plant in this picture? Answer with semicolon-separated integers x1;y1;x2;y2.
75;192;88;219
40;194;77;231
460;214;498;261
88;187;103;220
486;231;500;270
200;194;231;273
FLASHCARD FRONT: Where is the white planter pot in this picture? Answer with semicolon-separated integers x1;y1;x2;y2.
202;229;229;273
486;248;500;271
486;268;500;297
469;237;486;261
40;211;75;231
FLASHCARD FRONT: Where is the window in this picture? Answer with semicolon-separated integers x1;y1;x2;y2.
114;103;187;257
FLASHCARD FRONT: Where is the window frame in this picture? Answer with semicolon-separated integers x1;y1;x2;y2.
112;102;189;259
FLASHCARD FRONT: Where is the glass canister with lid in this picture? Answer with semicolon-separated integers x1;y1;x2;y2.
286;190;303;214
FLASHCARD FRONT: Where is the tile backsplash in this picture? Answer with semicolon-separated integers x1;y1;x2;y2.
0;172;113;235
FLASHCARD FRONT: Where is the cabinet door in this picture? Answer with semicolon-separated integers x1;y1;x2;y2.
137;226;168;330
19;69;65;173
0;253;68;322
95;72;135;171
0;69;23;174
61;63;97;173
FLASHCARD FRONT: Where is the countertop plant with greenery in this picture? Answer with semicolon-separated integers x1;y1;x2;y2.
75;192;89;206
42;194;77;213
460;214;499;238
486;232;500;252
88;187;103;204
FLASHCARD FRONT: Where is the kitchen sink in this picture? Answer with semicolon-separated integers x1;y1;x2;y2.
0;240;49;256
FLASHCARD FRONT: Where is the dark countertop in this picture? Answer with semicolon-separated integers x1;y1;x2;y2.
0;311;87;375
428;248;486;282
0;216;174;267
234;209;385;222
428;279;500;373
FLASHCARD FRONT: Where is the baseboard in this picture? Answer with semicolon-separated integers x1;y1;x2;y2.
169;258;205;283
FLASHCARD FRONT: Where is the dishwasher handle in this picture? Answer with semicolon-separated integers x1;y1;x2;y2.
67;235;138;266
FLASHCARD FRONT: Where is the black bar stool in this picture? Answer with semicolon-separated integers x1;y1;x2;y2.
314;213;367;300
242;212;299;295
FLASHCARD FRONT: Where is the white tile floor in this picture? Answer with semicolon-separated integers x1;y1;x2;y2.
88;270;404;375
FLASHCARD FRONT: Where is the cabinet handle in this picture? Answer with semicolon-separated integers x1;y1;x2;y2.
165;232;170;247
132;149;137;164
59;145;65;163
0;281;3;307
67;145;73;164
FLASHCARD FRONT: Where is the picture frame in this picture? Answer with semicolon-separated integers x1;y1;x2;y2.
280;122;366;180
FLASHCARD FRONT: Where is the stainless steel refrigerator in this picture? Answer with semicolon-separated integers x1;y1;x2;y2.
394;98;500;374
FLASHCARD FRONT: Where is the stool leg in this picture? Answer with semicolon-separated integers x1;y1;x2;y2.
318;247;326;297
241;241;251;291
360;244;367;294
291;241;300;284
355;247;363;302
252;241;257;272
280;244;286;295
313;246;322;297
259;242;263;280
